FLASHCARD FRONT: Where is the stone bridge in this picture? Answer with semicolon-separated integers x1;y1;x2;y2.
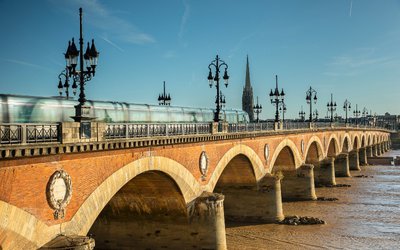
0;124;391;249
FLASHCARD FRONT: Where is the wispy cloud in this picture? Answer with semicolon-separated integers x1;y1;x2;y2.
349;0;353;17
324;47;399;76
52;0;155;45
163;50;177;59
228;32;257;58
99;35;124;52
179;0;190;40
2;58;54;72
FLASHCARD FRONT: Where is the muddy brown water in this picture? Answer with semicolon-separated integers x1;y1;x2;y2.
226;150;400;250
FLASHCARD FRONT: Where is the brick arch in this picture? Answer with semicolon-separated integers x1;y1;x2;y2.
373;134;377;144
269;138;302;172
352;135;360;149
207;144;265;191
361;134;366;147
63;156;201;237
326;134;340;157
341;133;352;152
304;136;325;164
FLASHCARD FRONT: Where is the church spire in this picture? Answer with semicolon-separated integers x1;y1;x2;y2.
242;55;255;122
245;55;251;89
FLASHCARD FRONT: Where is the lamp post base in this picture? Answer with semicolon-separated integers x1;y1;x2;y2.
71;105;95;122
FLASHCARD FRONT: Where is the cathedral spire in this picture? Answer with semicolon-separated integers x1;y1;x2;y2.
242;55;255;122
245;55;251;89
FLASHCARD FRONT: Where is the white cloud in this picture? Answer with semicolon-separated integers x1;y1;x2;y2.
52;0;155;45
179;0;190;40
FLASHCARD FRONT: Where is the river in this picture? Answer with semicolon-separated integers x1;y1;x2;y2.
226;150;400;250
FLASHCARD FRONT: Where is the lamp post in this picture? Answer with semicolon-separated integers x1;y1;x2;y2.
62;8;99;122
299;106;306;121
353;104;361;125
306;86;317;122
343;99;351;124
327;93;337;123
253;96;262;123
269;75;285;123
313;109;319;121
158;81;171;106
57;69;77;99
362;107;368;126
279;101;287;122
216;91;226;109
207;55;229;122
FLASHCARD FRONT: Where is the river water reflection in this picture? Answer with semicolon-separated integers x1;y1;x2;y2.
226;150;400;249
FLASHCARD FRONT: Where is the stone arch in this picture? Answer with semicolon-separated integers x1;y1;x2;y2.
0;201;58;249
361;135;366;148
326;134;340;157
64;156;201;237
341;134;351;152
367;134;372;146
304;136;325;165
353;135;360;150
269;139;302;172
207;144;265;191
373;134;377;144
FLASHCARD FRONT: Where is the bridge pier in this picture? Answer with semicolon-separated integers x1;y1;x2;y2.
373;145;379;156
334;153;351;177
359;147;368;166
349;149;361;171
281;164;317;201
379;143;384;155
313;157;336;186
188;192;227;250
367;146;373;157
220;174;284;223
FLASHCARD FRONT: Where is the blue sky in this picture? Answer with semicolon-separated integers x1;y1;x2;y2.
0;0;399;119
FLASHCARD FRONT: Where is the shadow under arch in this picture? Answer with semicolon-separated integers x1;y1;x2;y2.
326;134;340;157
269;139;302;173
64;156;201;238
207;144;265;192
353;135;360;150
341;134;352;153
304;136;325;165
88;170;192;249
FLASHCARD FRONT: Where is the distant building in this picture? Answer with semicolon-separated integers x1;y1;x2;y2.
242;56;254;122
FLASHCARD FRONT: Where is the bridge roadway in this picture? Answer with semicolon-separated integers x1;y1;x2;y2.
0;121;391;249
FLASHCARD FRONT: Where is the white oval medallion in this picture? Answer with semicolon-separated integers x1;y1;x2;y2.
301;140;305;154
46;170;72;220
199;151;208;179
264;144;270;161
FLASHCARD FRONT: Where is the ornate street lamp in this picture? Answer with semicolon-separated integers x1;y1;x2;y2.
158;81;171;106
207;55;229;122
299;106;306;121
253;96;262;123
362;107;368;125
353;104;361;125
57;69;77;98
313;109;319;121
327;93;337;123
60;8;99;122
343;99;351;124
279;101;287;122
306;86;317;122
269;75;285;122
216;91;226;109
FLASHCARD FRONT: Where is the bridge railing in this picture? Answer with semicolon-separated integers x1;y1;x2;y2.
104;123;212;139
227;122;274;133
0;123;60;144
283;122;310;130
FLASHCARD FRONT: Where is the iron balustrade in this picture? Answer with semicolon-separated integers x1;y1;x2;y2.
104;123;212;139
228;122;274;133
283;121;309;130
0;123;60;144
